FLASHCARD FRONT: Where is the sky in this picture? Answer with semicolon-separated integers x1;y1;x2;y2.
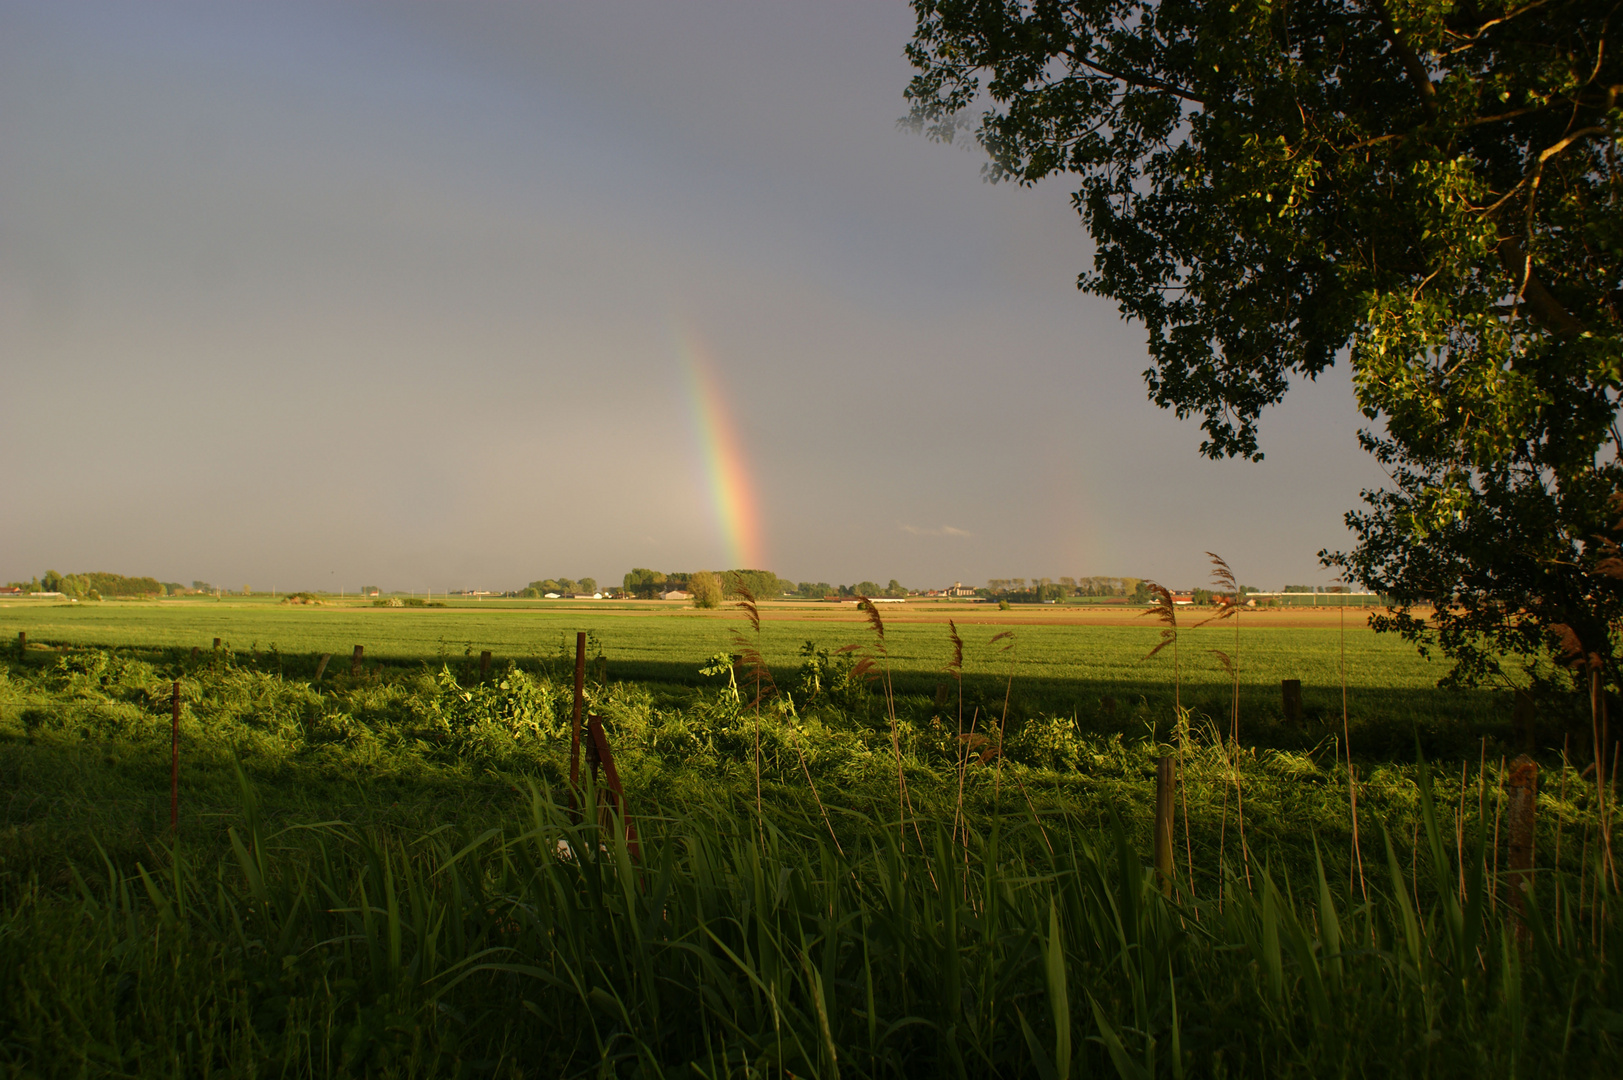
0;1;1389;593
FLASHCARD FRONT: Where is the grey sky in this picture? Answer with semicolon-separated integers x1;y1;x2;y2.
0;1;1387;592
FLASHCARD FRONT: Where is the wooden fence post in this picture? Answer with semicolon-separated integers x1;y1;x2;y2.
1506;754;1538;940
16;631;23;663
351;645;364;675
170;680;181;833
1281;680;1303;724
314;653;332;682
1154;755;1175;897
480;650;492;679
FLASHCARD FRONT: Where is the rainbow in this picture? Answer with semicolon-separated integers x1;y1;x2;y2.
676;326;765;569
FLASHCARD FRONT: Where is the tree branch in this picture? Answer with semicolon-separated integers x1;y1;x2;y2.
1498;234;1586;335
1375;1;1439;120
1062;49;1207;105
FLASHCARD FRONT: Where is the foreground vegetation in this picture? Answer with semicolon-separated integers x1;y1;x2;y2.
0;605;1616;1075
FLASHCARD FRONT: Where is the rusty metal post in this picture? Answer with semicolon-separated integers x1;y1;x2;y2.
1506;754;1538;940
569;632;586;817
1281;679;1303;724
480;650;492;679
1154;755;1175;896
351;644;364;675
170;680;181;833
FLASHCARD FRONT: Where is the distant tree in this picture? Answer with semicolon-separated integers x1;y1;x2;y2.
690;571;723;609
855;581;881;598
622;568;667;599
1130;580;1150;605
579;577;598;595
41;570;64;593
519;587;540;599
723;569;788;600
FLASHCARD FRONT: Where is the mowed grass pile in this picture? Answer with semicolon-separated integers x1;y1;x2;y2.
0;606;1617;1075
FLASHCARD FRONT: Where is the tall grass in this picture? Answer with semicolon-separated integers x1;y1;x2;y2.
0;764;1615;1077
3;637;1620;1073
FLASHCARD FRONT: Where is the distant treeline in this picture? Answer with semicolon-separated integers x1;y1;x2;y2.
984;576;1146;601
620;569;797;600
6;570;166;599
518;577;600;598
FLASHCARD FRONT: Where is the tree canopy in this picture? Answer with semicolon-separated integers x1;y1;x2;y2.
906;0;1623;687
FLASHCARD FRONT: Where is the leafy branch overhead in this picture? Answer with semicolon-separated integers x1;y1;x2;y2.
907;0;1623;687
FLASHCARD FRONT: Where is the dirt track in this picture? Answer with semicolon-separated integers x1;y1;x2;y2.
751;600;1416;630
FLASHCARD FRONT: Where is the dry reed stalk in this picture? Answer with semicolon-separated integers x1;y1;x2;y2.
1141;583;1195;893
1412;819;1423;913
1198;553;1251;888
1140;582;1180;713
945;621;968;856
1340;606;1366;899
1178;709;1196;907
1457;762;1469;903
1558;734;1569;945
730;585;779;846
1591;668;1615;887
1011;766;1054;857
859;597;927;858
1580;813;1592;943
1492;757;1506;908
1603;737;1616;889
791;726;843;857
990;630;1016;807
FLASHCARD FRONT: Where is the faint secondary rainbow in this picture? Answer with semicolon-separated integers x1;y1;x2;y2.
677;327;764;570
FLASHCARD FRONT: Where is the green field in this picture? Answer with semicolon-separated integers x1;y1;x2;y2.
0;596;1500;752
0;598;1614;1076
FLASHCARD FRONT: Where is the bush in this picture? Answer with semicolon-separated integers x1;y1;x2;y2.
690;571;723;609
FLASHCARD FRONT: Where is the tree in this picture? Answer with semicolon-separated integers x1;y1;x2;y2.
724;569;790;600
622;568;667;599
579;577;598;595
690;571;723;609
906;1;1623;690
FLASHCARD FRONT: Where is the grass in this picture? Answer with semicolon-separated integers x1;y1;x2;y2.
0;601;1615;1075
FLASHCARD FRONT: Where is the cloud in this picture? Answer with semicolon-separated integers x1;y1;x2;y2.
901;524;972;538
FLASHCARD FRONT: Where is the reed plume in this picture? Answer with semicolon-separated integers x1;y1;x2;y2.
731;585;775;833
1197;553;1250;892
859;596;924;854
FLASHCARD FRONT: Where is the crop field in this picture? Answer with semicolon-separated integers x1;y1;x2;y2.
0;597;1616;1076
